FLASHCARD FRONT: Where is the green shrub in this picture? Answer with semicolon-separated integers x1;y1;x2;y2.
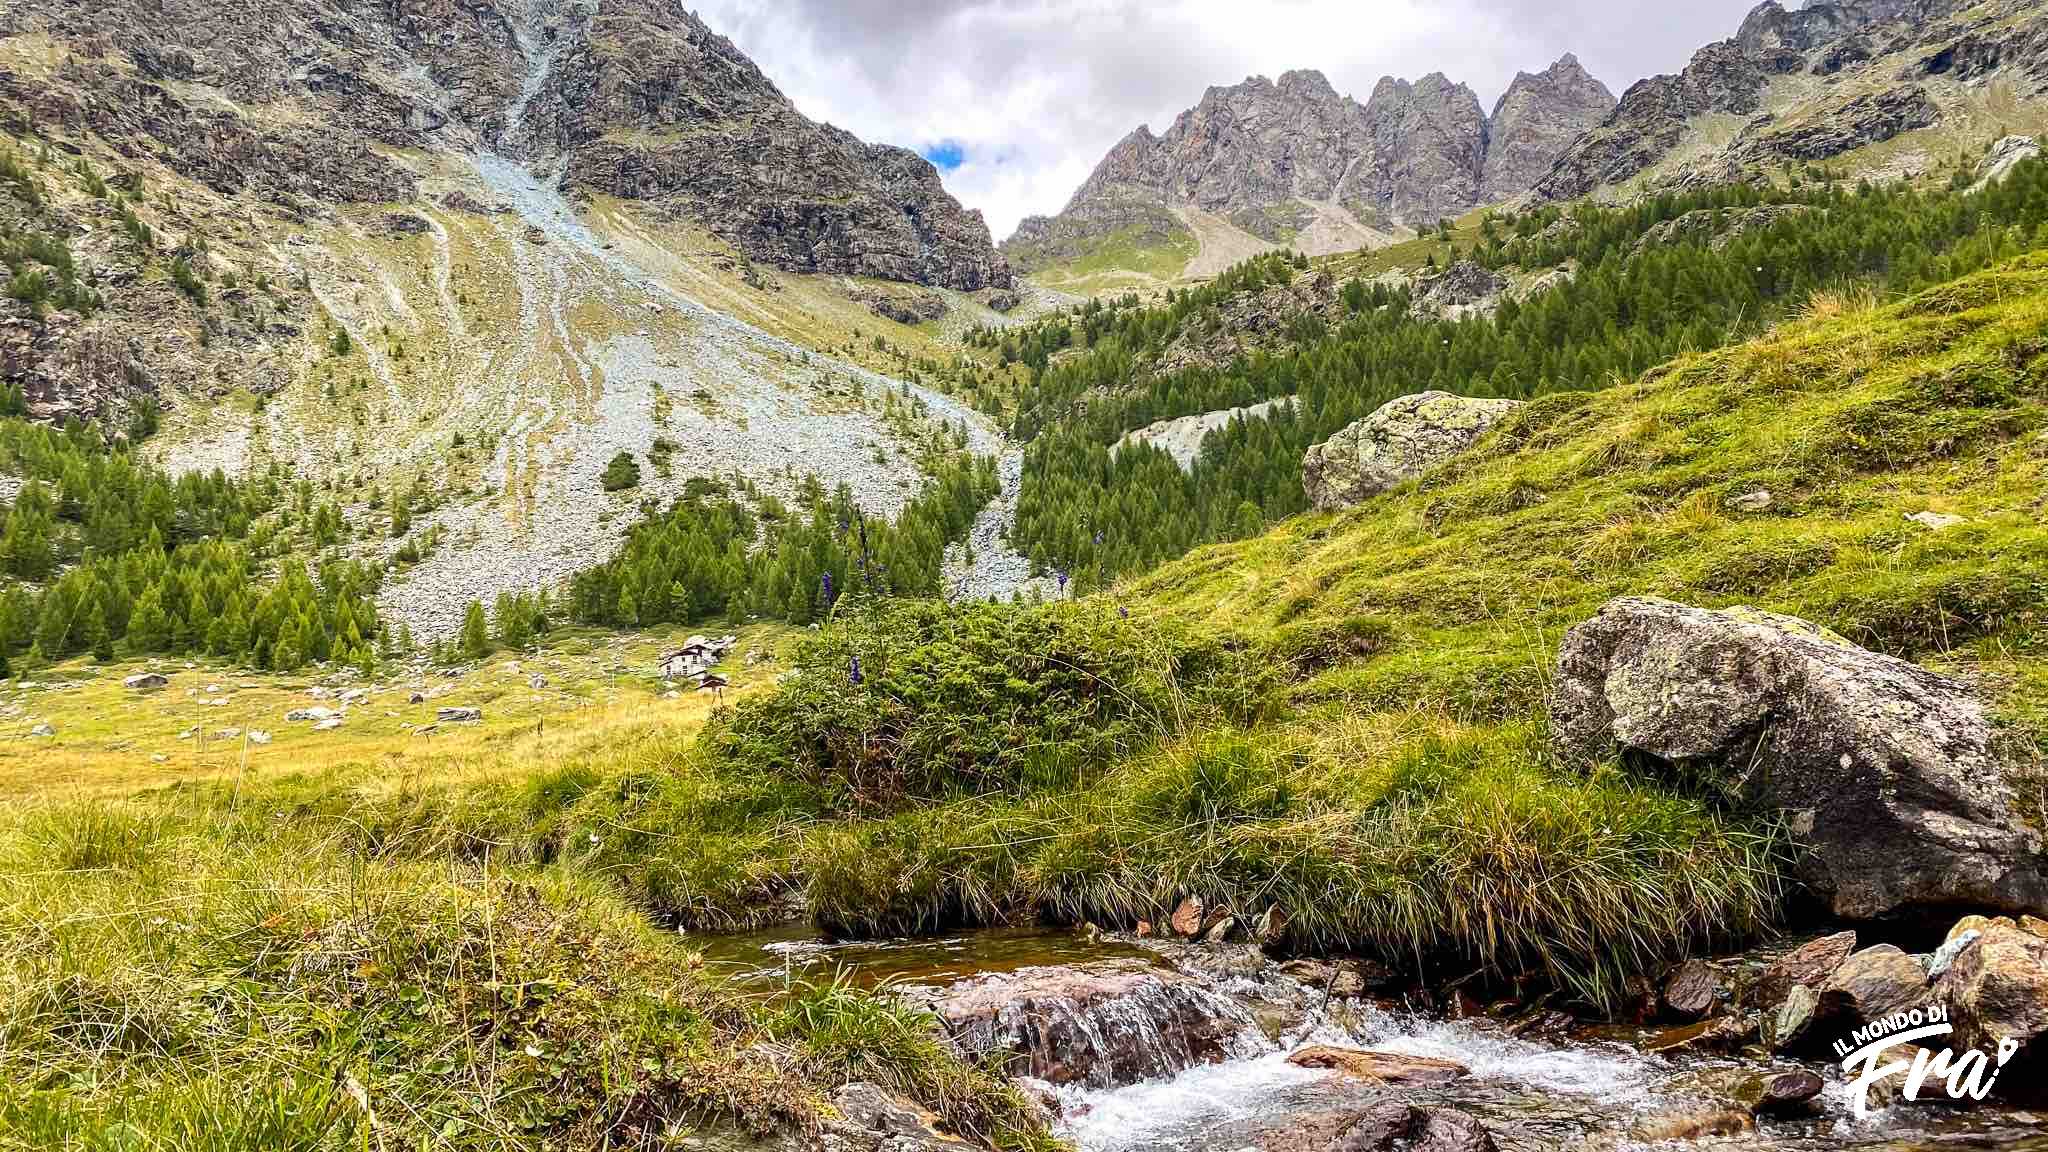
705;600;1279;809
602;452;642;492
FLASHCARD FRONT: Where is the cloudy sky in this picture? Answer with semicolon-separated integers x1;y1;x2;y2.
693;0;1763;241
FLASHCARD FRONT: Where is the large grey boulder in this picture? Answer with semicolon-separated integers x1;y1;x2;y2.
1301;392;1522;511
1550;597;2048;920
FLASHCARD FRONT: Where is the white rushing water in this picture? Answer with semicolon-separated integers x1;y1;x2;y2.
1058;1005;1663;1152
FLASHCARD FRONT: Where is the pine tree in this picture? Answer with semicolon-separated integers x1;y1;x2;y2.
460;600;490;661
85;599;112;662
127;584;171;653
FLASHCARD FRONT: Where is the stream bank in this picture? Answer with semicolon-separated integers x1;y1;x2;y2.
697;925;2048;1152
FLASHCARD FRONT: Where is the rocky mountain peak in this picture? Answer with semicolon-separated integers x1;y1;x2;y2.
1009;53;1616;274
1484;53;1617;202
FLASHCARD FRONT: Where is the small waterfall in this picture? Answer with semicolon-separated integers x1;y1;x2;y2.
1055;1002;1666;1152
935;960;1272;1090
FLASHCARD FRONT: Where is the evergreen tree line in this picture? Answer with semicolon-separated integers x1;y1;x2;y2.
1011;157;2048;592
0;419;388;672
564;456;1000;632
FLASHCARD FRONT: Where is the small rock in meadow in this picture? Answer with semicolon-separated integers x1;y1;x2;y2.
1728;489;1774;513
27;723;52;738
249;731;272;745
1170;896;1206;937
1905;510;1966;530
123;673;170;692
313;717;344;732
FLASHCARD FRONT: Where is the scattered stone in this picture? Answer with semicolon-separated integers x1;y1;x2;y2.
1309;1102;1498;1152
1286;1047;1469;1086
1815;945;1929;1035
313;717;343;732
1928;929;1983;981
1763;984;1820;1053
437;707;483;724
823;1083;970;1152
529;674;547;690
1931;922;2048;1092
1170;896;1207;938
1728;489;1774;513
1203;916;1239;944
1644;1014;1750;1055
27;723;52;738
1635;1111;1755;1142
1255;905;1290;951
123;673;170;692
1754;932;1857;1011
409;692;426;704
1905;510;1967;531
249;731;272;745
1550;597;2048;920
1749;1070;1825;1116
285;707;340;723
1662;959;1725;1020
215;728;241;740
1302;391;1523;511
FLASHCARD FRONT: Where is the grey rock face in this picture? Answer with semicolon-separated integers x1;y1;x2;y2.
1726;85;1940;166
1550;596;2048;920
1007;57;1612;271
1534;0;2043;201
1301;391;1522;511
0;0;1007;292
1411;261;1508;321
1482;55;1618;204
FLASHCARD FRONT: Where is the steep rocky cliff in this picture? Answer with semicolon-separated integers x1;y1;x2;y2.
0;0;1007;292
1008;57;1613;277
1532;0;2048;201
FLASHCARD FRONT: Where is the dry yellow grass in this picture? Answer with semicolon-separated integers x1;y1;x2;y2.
0;623;793;800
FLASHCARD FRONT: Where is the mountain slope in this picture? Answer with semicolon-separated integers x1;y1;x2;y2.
1006;58;1613;289
0;0;1035;640
0;0;1008;291
1533;0;2048;201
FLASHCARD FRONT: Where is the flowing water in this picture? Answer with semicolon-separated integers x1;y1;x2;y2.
696;927;2048;1152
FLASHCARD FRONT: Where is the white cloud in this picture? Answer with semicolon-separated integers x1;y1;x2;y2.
692;0;1764;241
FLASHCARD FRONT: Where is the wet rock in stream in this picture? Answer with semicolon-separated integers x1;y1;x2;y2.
924;959;1269;1088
